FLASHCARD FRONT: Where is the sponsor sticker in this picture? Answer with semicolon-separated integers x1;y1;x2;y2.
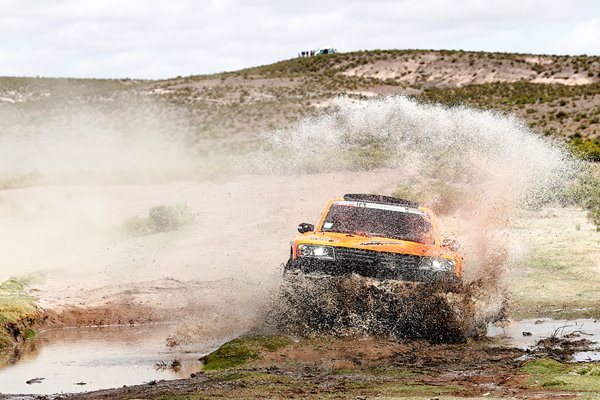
335;201;426;216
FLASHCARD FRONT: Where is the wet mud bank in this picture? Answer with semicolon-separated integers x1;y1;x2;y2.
0;278;267;396
5;333;598;400
4;314;597;398
4;275;599;398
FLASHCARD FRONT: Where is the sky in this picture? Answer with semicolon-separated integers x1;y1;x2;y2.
1;0;599;79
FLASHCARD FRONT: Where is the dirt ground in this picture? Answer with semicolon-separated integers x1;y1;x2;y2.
23;336;594;400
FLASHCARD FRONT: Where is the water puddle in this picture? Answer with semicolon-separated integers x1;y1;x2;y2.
0;324;219;395
488;318;600;361
2;318;599;395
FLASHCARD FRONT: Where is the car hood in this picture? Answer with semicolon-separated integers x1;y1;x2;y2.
295;231;449;258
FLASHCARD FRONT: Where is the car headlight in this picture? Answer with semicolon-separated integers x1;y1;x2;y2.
298;244;335;260
418;257;455;272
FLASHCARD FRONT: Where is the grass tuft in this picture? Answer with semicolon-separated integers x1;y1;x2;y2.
201;336;292;371
124;204;195;236
0;278;39;353
523;359;600;392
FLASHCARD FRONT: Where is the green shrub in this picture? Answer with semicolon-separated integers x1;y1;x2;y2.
569;137;600;162
0;172;42;190
124;204;194;236
542;378;567;387
149;205;188;232
563;168;600;230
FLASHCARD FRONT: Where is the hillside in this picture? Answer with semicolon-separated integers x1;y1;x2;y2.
1;50;600;155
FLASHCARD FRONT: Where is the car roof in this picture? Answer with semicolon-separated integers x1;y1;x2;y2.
342;193;419;208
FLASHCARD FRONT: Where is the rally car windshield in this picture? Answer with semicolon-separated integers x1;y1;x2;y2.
320;202;434;244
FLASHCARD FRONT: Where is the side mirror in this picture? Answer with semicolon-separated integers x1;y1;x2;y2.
442;238;460;252
297;223;315;234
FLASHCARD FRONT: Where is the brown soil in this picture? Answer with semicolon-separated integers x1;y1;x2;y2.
39;300;160;328
32;277;271;348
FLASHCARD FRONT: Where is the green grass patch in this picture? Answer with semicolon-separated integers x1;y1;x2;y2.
564;168;600;230
522;359;567;375
523;359;600;392
347;142;394;170
201;335;292;371
376;382;468;397
0;278;39;352
207;370;283;383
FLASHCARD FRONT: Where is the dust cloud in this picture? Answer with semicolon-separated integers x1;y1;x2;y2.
0;97;204;284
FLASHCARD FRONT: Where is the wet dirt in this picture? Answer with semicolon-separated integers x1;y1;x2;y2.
2;335;574;400
264;273;508;343
0;324;220;395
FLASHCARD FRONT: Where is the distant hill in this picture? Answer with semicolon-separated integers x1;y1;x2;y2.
1;49;599;155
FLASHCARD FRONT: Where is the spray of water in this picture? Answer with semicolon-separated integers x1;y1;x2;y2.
256;96;578;340
257;96;577;276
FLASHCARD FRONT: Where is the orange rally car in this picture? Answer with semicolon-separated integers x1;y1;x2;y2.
285;194;462;282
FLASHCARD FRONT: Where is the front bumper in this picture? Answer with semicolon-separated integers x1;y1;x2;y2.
287;247;456;282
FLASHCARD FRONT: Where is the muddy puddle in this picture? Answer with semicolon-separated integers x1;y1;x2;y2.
0;325;220;395
488;318;600;361
2;318;599;395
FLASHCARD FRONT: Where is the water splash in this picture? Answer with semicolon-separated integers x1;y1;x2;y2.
257;96;579;341
256;96;578;280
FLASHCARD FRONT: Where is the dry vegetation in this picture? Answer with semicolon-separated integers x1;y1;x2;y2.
2;50;600;157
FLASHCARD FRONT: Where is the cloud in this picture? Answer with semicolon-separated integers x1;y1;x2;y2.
0;0;599;79
552;18;600;55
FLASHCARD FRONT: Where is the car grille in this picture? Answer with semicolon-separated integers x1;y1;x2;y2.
334;247;421;269
294;248;449;281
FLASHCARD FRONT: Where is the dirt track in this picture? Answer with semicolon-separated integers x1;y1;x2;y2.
0;171;405;346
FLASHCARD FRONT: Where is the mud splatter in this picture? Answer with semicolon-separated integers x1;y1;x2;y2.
254;96;577;342
263;273;508;343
